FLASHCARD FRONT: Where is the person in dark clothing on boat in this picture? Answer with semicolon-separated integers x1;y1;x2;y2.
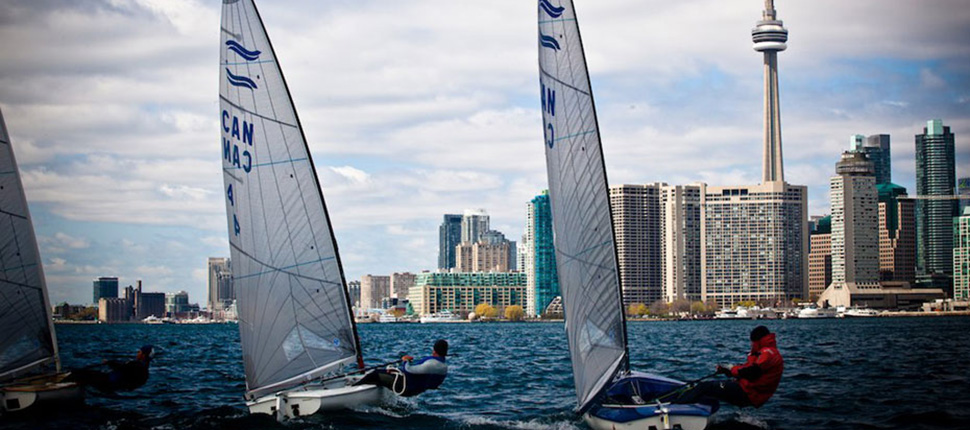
673;326;783;407
355;339;448;397
67;345;154;392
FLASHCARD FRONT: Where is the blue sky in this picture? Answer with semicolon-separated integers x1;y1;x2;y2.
0;0;967;306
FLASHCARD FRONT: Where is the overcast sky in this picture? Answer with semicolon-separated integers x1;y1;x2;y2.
1;0;967;306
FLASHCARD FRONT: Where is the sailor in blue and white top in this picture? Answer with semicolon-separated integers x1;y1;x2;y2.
356;339;448;397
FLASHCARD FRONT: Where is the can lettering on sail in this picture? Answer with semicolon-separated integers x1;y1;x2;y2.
222;110;254;173
541;81;556;148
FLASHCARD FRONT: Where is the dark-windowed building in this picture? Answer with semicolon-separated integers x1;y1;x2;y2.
915;119;957;291
92;276;119;305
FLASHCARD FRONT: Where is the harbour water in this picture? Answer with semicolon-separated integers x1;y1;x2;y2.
10;317;970;430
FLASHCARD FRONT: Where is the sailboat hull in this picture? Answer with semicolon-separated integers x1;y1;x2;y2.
247;376;386;419
0;372;83;415
585;373;717;430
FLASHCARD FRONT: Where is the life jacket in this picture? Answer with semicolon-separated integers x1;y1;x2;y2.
399;356;447;397
730;333;783;407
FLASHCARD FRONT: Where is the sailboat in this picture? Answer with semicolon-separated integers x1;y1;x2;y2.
219;0;385;419
0;107;83;414
536;1;718;429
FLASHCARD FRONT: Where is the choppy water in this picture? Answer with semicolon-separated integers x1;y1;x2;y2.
8;317;970;429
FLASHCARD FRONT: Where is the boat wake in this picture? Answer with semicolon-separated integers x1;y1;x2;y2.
457;414;583;430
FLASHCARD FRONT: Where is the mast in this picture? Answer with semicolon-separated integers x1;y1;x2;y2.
247;0;364;372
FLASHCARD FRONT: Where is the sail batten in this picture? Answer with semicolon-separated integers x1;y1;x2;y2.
220;0;362;400
0;107;59;382
537;0;629;412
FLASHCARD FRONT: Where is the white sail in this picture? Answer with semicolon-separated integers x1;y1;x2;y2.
220;0;362;400
537;0;628;412
0;106;60;382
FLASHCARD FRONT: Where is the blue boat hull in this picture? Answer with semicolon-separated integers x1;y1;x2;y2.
585;372;718;430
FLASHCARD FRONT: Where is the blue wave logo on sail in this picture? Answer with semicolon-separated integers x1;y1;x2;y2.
226;40;261;61
538;0;565;18
226;68;258;90
539;33;561;51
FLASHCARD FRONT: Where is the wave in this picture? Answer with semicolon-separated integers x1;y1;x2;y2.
225;68;258;90
539;34;561;51
225;40;261;61
539;0;565;18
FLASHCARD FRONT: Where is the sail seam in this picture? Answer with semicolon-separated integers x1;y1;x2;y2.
219;95;297;128
0;208;28;220
539;67;590;96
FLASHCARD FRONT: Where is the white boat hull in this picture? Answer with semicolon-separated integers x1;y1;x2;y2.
1;373;84;414
247;376;386;419
585;408;711;430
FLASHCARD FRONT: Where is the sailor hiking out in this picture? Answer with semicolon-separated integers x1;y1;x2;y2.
674;326;783;407
67;345;154;392
355;339;448;397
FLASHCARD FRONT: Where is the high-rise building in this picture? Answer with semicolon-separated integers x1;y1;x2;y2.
808;215;832;301
753;0;788;183
360;275;390;309
390;272;416;300
165;291;190;315
481;230;517;271
660;184;702;303
92;277;119;305
438;214;462;270
456;241;511;273
958;177;970;217
524;191;558;316
207;257;233;312
878;183;916;283
347;280;361;309
849;134;892;185
829;152;880;289
915;119;957;289
955;207;970;301
701;182;808;307
460;209;489;244
610;183;663;306
408;272;526;316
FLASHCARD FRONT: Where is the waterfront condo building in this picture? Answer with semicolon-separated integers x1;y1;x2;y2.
955;207;970;301
437;214;462;270
207;257;233;313
347;280;361;309
808;216;832;301
523;191;559;316
92;276;119;306
661;184;703;303
610;183;663;306
700;182;808;307
878;183;916;283
408;272;526;316
915;119;957;290
828;152;880;290
455;240;511;273
360;274;390;310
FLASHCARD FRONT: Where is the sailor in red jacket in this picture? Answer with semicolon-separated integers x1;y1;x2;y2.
674;326;783;407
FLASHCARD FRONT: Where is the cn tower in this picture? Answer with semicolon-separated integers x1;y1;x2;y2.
753;0;788;183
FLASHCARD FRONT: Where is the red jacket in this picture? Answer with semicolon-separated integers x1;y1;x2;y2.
730;333;783;407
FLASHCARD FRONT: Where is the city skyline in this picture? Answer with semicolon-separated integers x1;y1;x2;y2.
0;0;967;305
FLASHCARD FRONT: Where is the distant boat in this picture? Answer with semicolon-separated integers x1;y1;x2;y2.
0;106;83;414
377;313;398;323
537;2;717;429
420;310;462;323
220;0;387;419
843;307;880;318
797;305;838;319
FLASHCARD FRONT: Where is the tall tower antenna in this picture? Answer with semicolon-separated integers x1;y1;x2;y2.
753;0;788;183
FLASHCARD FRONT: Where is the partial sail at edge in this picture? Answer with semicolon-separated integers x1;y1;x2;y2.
536;0;628;412
0;106;59;382
219;0;361;400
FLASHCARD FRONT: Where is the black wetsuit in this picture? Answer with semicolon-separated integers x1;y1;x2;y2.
69;359;150;392
672;380;752;407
